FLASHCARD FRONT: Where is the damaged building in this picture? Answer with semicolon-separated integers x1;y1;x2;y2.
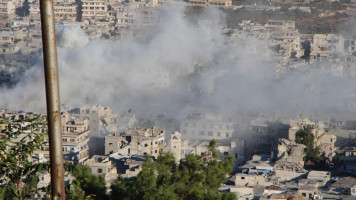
105;127;165;158
289;118;336;158
274;138;306;172
246;118;289;159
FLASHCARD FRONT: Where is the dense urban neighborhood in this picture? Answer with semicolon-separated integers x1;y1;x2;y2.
1;0;356;199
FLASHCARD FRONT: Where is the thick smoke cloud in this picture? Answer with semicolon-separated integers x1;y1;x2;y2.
1;3;356;120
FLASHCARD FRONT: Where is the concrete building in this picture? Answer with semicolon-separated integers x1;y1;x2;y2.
346;38;356;52
269;30;302;58
188;0;232;9
105;127;165;158
340;146;356;174
289;118;336;158
109;154;146;178
69;105;120;156
84;155;117;187
61;113;90;164
311;34;345;60
274;139;306;172
70;105;118;136
29;2;41;19
82;0;107;20
270;0;307;4
180;110;234;141
0;28;26;46
247;118;289;158
216;139;245;166
168;131;181;163
54;2;77;22
0;0;16;16
305;170;330;187
105;132;125;155
265;20;296;32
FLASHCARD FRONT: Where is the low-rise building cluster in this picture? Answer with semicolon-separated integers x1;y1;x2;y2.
3;105;356;198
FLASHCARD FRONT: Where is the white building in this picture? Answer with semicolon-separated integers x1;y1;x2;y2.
81;0;107;20
180;110;234;141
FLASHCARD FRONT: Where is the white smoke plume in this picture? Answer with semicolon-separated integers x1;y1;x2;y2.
1;3;356;120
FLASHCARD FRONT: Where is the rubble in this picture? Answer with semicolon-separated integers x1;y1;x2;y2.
274;138;305;172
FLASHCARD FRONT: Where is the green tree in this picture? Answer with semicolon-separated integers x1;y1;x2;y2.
295;125;326;170
70;165;108;200
111;140;236;200
0;115;47;200
295;125;315;151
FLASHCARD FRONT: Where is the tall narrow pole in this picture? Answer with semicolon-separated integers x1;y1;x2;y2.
39;0;66;199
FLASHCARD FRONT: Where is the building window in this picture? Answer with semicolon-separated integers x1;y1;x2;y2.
199;131;205;136
109;143;113;146
208;131;213;136
97;168;102;173
224;152;229;156
226;133;229;137
145;144;148;147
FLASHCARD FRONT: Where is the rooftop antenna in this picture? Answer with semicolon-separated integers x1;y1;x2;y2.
39;0;65;198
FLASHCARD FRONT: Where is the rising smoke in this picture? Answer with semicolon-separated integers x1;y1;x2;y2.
1;3;356;120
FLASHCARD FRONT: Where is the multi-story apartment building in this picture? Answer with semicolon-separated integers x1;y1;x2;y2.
70;105;118;136
0;0;16;16
69;105;121;156
289;118;336;157
340;146;356;174
168;131;181;163
188;0;232;9
265;20;296;32
269;30;301;58
0;28;26;46
61;113;90;164
247;118;289;158
105;127;165;158
180;110;234;141
30;1;77;22
54;2;77;22
81;0;107;20
311;34;345;60
84;155;117;186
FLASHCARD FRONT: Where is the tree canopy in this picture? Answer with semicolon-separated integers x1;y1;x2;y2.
0;115;47;199
295;125;326;170
111;140;235;200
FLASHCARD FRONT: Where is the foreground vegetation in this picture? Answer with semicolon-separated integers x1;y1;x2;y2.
111;140;235;200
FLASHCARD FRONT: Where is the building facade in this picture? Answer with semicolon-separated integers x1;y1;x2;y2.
82;0;107;20
61;113;90;164
180;111;234;141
